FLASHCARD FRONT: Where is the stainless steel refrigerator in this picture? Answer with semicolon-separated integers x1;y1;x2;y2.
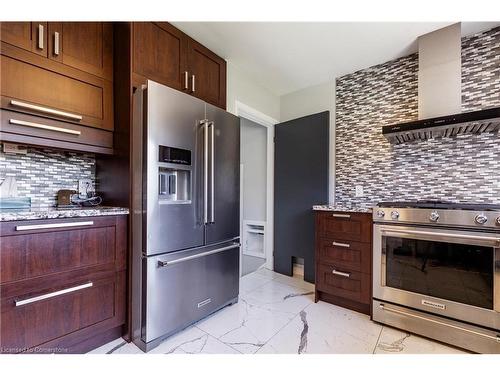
130;80;240;352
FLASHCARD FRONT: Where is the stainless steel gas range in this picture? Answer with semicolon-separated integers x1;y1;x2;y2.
372;201;500;353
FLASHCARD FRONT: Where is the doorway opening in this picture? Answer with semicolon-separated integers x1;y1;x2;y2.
235;101;277;277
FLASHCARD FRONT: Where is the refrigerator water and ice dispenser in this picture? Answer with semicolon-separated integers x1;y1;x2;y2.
158;145;191;204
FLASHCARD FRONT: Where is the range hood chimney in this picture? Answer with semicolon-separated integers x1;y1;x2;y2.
382;23;500;144
418;23;462;119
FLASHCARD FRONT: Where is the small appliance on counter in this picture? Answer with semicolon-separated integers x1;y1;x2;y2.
56;179;102;208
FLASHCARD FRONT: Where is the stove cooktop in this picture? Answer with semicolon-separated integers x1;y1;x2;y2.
377;200;500;211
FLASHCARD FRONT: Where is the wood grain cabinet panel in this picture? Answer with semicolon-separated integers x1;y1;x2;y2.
314;211;373;315
187;38;226;108
0;55;113;131
0;215;127;353
48;22;113;80
1;22;48;57
133;22;187;91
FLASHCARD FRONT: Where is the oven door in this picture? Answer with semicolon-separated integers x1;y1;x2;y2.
373;224;500;330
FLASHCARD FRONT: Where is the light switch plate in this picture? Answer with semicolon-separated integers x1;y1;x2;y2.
355;185;364;197
3;142;27;155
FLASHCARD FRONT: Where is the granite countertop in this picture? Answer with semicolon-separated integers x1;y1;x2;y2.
0;206;129;222
312;204;373;213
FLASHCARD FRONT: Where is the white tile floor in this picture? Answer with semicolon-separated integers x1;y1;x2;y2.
89;268;467;354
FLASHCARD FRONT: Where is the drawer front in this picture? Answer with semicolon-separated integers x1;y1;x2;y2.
0;110;112;154
316;262;370;304
1;55;112;131
317;211;372;243
318;238;370;273
0;271;124;353
0;216;127;283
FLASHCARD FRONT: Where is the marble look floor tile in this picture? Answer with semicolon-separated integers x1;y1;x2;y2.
255;268;315;292
196;280;313;353
239;272;273;295
87;338;126;354
148;326;239;354
257;301;382;354
374;327;466;354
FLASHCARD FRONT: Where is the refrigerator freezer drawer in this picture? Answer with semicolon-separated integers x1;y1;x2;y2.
144;242;240;345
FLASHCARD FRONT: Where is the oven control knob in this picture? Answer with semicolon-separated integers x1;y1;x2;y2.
391;211;399;220
429;211;439;222
475;214;488;225
497;217;500;226
376;210;385;218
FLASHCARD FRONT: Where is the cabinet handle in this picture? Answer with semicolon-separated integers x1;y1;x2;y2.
10;100;83;121
37;24;44;50
184;71;189;90
192;74;196;93
9;119;81;136
332;241;350;248
332;213;350;219
54;31;60;56
15;282;93;307
15;221;93;231
332;269;351;278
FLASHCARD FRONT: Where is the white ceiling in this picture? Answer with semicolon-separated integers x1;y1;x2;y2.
172;22;500;96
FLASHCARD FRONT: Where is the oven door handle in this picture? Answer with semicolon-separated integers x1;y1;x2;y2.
380;228;500;245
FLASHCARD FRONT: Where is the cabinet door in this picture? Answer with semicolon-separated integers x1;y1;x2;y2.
0;22;47;57
48;22;113;80
133;22;187;91
187;38;226;109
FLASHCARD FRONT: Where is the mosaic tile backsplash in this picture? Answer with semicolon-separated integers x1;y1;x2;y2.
0;147;95;207
335;27;500;208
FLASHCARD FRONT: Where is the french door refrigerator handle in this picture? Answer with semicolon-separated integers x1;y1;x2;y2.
202;119;209;224
209;121;215;224
157;243;240;267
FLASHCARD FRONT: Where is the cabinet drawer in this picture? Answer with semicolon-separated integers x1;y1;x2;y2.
0;109;112;154
0;216;126;284
1;55;113;131
0;271;124;353
316;263;370;304
318;238;370;273
317;211;372;243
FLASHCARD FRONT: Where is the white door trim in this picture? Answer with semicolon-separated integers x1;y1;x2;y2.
235;100;278;271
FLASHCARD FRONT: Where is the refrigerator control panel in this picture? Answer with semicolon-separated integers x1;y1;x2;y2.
159;145;191;165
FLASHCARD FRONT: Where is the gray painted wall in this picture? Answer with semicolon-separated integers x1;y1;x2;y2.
240;117;267;221
335;26;500;208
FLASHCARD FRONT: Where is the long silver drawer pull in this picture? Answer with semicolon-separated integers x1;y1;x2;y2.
380;304;500;343
192;74;196;93
16;221;94;231
9;119;81;136
15;282;93;307
332;213;350;218
158;243;240;267
332;269;350;278
54;31;60;56
10;100;83;121
184;71;189;90
381;228;500;244
332;241;350;248
38;24;44;50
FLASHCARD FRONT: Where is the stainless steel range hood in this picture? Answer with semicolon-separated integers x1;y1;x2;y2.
383;23;500;144
382;107;500;144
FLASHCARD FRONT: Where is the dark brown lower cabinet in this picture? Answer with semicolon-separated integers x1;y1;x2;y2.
0;215;127;354
314;210;372;315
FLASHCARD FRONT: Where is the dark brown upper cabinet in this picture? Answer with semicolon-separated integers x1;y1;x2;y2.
133;22;187;91
187;38;226;108
1;22;48;57
48;22;113;80
132;22;226;109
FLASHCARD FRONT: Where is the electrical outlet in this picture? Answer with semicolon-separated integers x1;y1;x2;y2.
78;179;94;197
355;185;364;197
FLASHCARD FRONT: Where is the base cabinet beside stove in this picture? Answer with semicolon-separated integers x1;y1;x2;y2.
0;215;127;354
314;210;372;315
